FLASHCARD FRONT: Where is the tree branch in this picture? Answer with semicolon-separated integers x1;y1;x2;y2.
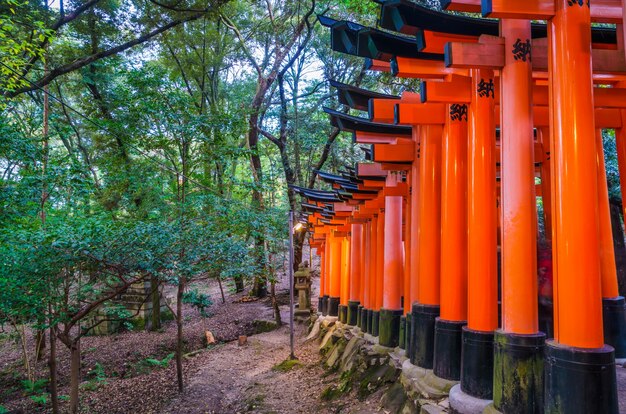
5;12;207;97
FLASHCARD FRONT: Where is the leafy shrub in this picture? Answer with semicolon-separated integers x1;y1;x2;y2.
182;289;212;317
144;352;175;368
21;378;48;395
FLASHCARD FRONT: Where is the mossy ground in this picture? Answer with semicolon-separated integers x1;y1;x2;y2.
272;359;302;372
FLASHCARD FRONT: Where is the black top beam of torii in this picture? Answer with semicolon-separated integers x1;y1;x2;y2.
318;15;444;62
329;80;397;112
323;107;412;137
377;0;617;47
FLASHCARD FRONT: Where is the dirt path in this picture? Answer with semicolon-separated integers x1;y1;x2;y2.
162;318;380;414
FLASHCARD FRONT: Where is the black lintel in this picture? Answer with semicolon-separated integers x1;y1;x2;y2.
357;27;444;61
330;79;397;111
378;0;616;45
324;107;412;136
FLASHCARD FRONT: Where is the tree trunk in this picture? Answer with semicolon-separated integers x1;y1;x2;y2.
150;275;161;331
49;322;59;414
176;278;184;392
610;201;626;295
69;340;81;414
217;275;226;304
35;328;46;361
234;275;244;293
270;279;282;326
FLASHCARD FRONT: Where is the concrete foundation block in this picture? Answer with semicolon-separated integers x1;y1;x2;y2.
449;384;492;414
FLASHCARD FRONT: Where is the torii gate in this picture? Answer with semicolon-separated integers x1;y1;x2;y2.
311;1;626;413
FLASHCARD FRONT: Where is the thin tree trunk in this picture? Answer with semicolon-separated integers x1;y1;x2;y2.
217;275;226;303
233;275;244;293
49;310;59;414
18;323;33;382
176;278;184;392
151;275;161;331
69;340;81;414
35;328;46;362
270;279;282;326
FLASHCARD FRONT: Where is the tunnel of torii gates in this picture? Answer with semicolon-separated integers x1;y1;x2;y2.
290;1;626;413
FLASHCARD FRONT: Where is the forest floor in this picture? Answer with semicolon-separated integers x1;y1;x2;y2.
2;267;626;413
0;260;380;414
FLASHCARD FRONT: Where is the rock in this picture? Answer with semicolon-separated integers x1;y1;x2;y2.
420;403;445;414
238;335;247;346
319;325;338;353
339;336;365;373
381;382;408;413
306;319;321;342
205;330;216;345
324;338;347;369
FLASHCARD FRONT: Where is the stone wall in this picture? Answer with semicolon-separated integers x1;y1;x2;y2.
308;315;458;414
83;280;172;335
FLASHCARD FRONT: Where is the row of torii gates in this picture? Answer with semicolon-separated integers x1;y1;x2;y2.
294;1;626;413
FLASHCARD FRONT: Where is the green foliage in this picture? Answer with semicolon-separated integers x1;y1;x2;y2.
21;378;48;395
144;352;175;368
81;362;108;392
0;0;54;94
602;129;621;203
182;289;212;317
29;394;48;405
0;405;7;414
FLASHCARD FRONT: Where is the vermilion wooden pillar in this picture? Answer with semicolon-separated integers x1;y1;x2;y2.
461;68;498;400
401;174;412;350
348;223;363;326
368;216;379;334
545;2;618;412
380;190;404;347
328;233;342;317
493;19;545;414
339;235;350;323
433;103;468;381
411;124;442;368
408;128;421;357
595;130;626;359
373;210;385;337
362;221;373;333
322;238;331;315
319;242;326;314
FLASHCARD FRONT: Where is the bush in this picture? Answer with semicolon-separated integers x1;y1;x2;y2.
182;289;212;317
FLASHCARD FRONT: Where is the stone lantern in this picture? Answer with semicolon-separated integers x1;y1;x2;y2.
294;261;312;322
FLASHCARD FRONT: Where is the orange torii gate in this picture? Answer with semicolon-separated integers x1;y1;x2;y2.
305;2;626;413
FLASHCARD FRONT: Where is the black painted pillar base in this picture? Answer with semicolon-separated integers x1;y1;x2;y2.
410;303;440;368
433;318;466;381
318;297;323;314
603;297;626;358
460;327;494;399
399;316;406;350
321;295;329;316
347;300;359;326
338;305;347;324
360;307;369;332
405;313;412;356
545;339;617;414
328;296;340;317
372;310;380;337
366;309;373;334
379;308;403;347
493;330;545;414
357;304;364;329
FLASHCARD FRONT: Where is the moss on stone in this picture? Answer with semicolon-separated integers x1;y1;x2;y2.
253;319;279;334
272;359;302;372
